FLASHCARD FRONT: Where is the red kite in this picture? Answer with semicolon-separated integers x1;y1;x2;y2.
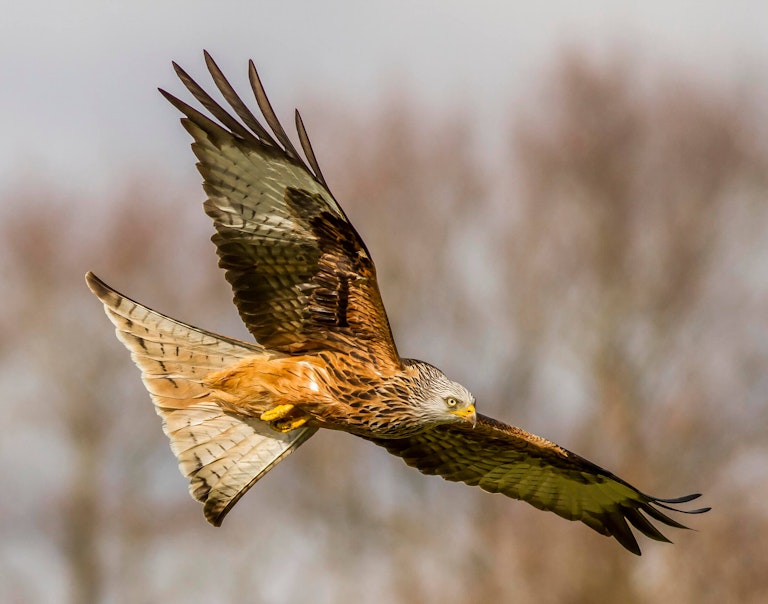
86;53;708;554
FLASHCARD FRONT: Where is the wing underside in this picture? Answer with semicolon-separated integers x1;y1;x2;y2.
371;413;709;554
161;53;401;369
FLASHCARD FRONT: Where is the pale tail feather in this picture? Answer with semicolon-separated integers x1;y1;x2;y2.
85;272;316;525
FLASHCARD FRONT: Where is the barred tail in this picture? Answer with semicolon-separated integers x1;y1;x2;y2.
85;272;316;525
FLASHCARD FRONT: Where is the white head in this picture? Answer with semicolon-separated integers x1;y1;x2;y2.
414;362;477;427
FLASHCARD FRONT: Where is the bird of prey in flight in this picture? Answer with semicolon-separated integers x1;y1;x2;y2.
86;52;708;555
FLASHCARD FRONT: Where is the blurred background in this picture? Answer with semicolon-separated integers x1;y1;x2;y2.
2;2;767;602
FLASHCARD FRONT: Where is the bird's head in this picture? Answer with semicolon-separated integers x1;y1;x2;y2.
414;362;477;428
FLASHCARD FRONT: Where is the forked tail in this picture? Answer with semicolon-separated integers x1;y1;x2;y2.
85;272;316;525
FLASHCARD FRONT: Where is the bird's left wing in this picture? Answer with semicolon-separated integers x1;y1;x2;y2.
370;414;709;555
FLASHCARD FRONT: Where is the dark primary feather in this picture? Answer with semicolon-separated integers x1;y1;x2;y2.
295;109;328;188
203;51;280;148
162;53;400;367
247;59;303;162
370;414;710;555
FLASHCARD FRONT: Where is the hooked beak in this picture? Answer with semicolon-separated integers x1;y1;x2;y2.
450;404;477;427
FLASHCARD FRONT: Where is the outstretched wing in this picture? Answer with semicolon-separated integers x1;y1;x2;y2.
160;52;399;368
371;414;709;555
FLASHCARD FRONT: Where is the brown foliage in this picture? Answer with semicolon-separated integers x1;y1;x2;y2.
2;50;767;602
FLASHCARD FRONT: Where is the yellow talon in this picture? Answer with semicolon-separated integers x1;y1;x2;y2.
271;416;309;432
260;404;296;422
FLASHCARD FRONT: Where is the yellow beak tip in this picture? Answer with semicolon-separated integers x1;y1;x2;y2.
451;405;477;426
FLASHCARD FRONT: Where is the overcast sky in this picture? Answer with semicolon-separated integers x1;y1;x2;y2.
2;1;767;196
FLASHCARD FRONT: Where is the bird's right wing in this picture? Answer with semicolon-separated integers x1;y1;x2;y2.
161;53;400;370
370;413;709;555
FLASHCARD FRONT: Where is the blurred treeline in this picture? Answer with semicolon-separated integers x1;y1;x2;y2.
1;52;767;603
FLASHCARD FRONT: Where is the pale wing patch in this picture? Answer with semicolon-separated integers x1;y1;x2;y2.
186;121;344;231
370;414;708;554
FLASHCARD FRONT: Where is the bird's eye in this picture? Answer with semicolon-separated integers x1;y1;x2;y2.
446;397;458;408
